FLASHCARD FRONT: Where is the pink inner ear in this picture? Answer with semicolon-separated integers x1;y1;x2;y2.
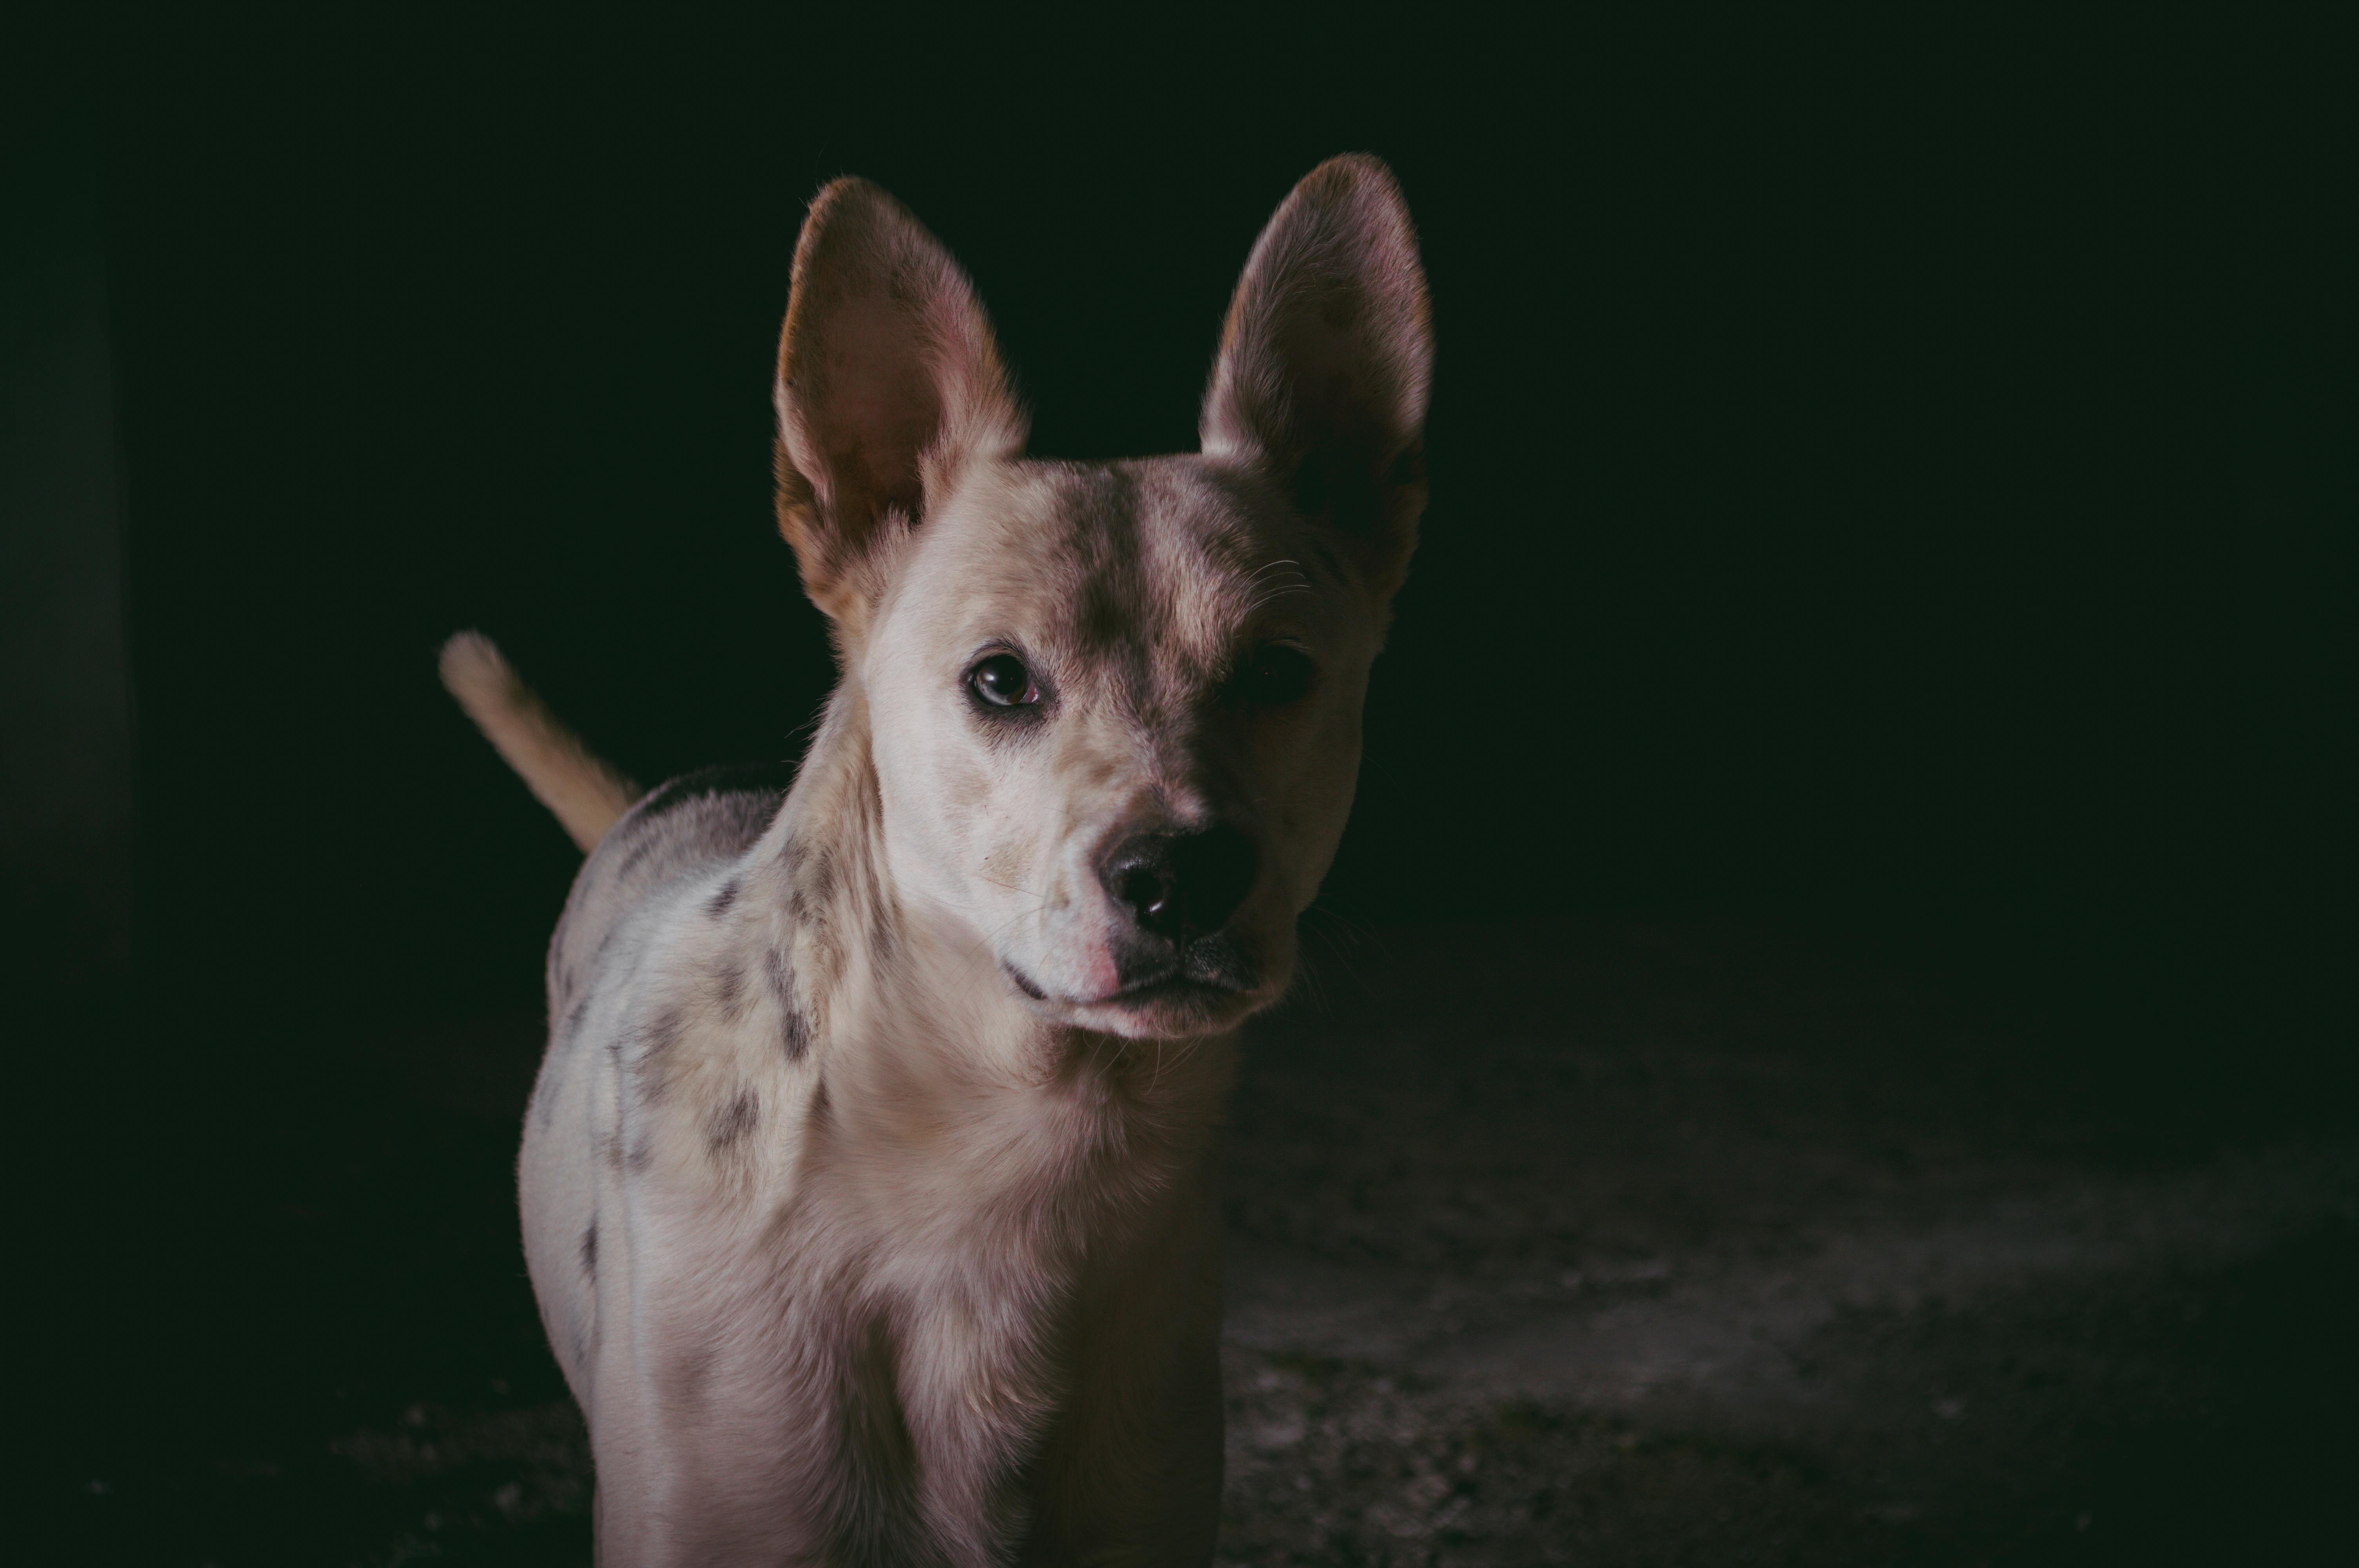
813;291;945;528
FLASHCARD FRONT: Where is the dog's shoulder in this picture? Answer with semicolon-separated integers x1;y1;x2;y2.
580;760;794;909
545;761;795;1022
620;761;800;859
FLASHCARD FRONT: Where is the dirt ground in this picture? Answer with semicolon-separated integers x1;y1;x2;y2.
41;921;2357;1564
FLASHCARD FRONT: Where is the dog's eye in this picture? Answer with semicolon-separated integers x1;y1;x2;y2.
1233;644;1316;706
968;653;1041;709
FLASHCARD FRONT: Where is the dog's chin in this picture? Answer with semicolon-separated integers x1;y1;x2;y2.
1064;977;1264;1041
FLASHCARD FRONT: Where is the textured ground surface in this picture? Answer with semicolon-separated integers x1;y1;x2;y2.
43;922;2358;1563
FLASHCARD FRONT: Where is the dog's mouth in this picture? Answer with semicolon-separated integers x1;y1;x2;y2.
1003;935;1265;1033
1110;971;1250;1005
1001;964;1250;1007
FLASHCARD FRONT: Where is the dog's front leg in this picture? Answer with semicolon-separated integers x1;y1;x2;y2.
587;1339;815;1567
583;1226;843;1567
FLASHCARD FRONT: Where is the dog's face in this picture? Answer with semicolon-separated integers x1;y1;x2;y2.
773;159;1430;1040
860;458;1379;1038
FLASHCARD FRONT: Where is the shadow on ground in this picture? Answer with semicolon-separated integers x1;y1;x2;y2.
36;921;2357;1564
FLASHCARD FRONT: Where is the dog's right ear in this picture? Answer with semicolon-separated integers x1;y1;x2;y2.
774;179;1025;641
1202;156;1432;609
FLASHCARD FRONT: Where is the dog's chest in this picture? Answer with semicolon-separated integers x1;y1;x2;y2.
598;980;1194;1546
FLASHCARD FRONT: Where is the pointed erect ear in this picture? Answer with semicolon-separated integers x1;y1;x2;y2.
774;179;1025;636
1202;155;1433;604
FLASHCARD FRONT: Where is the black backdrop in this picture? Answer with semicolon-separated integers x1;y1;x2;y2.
98;9;2350;1087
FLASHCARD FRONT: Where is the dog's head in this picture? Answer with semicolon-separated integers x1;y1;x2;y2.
773;157;1430;1041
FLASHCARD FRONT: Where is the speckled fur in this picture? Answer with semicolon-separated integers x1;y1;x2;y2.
469;156;1431;1565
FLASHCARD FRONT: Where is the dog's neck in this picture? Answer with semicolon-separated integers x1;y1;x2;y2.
750;681;1237;1215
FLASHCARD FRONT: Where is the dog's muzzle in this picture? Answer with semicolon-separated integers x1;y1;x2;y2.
1002;824;1268;1013
1098;824;1259;990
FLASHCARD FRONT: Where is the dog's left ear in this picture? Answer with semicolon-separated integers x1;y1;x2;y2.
774;179;1027;641
1202;155;1433;605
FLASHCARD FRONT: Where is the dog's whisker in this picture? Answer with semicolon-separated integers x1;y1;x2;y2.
973;872;1049;908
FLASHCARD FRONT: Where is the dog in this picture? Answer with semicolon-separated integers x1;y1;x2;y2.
440;154;1431;1565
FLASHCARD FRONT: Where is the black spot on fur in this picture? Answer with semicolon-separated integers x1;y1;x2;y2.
711;960;746;1018
580;1221;598;1281
626;1133;654;1174
633;1006;686;1104
866;902;898;963
768;947;810;1060
705;876;742;918
802;849;836;915
780;842;815;918
705;1087;760;1155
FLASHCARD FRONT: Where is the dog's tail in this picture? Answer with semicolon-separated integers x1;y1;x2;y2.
439;632;640;852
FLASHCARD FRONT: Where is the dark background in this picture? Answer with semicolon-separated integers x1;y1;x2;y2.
102;10;2356;1054
10;5;2353;1558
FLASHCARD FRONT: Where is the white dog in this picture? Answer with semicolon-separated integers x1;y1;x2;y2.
442;154;1431;1565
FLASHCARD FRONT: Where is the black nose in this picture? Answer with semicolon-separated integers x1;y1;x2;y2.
1100;825;1259;942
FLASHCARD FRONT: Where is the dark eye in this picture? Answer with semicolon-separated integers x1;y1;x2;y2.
1234;644;1316;706
968;653;1041;709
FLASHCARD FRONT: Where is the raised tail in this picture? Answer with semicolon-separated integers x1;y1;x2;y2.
439;632;640;852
